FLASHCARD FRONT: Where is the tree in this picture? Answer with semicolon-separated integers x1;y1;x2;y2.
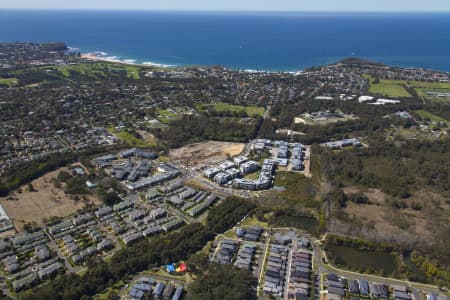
27;183;35;192
102;192;121;206
186;253;209;275
187;264;257;300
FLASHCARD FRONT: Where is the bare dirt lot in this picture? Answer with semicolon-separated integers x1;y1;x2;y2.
0;168;100;232
169;141;245;169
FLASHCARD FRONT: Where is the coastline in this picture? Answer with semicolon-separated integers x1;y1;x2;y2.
81;52;175;68
80;53;98;61
79;51;450;74
3;10;450;72
80;52;295;74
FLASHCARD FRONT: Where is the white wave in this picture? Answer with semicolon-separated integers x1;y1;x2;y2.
83;51;174;68
91;51;108;56
242;68;292;74
243;69;265;73
142;61;173;68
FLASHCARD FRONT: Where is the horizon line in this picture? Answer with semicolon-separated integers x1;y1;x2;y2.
0;8;449;13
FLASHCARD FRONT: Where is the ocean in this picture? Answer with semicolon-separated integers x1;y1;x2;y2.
1;10;450;72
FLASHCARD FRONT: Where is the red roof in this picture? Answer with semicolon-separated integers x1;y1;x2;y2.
178;262;187;272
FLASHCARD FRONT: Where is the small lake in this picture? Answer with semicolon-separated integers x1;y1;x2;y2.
327;245;397;274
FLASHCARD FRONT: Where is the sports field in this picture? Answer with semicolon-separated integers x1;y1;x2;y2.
412;110;449;124
108;128;156;147
364;75;411;97
55;63;141;79
365;74;450;100
0;78;18;86
196;102;265;116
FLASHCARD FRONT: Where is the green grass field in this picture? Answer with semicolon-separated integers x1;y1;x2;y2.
240;214;269;228
156;108;184;124
365;74;450;100
424;96;450;104
107;128;155;147
410;81;450;103
295;116;320;126
412;110;449;124
54;63;141;79
196;102;265;116
2;62;143;87
409;81;450;94
124;66;141;79
56;64;105;78
0;78;18;86
244;170;260;180
364;75;412;97
369;81;411;97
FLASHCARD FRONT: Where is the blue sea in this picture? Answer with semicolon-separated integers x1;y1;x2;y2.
1;10;450;72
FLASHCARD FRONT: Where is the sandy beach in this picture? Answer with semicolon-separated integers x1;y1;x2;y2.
81;52;173;68
80;53;98;61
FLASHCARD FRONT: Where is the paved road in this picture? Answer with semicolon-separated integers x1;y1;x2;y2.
191;174;252;198
318;254;442;293
43;229;81;274
47;239;79;274
163;202;195;224
263;105;271;120
311;240;444;295
257;236;271;297
236;218;445;296
98;222;124;254
119;270;187;299
0;280;13;299
284;246;294;300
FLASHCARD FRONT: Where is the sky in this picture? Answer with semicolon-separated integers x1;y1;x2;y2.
0;0;449;12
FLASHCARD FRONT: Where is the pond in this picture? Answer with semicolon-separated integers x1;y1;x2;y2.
327;245;397;274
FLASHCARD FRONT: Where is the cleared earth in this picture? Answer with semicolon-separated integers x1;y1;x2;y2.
0;168;100;232
169;141;245;169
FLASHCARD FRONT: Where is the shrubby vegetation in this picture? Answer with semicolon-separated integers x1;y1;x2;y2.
319;137;449;197
267;209;319;234
96;179;121;206
0;153;77;197
0;146;122;197
187;264;257;300
208;108;251;118
152;114;262;148
206;196;256;233
53;170;89;195
22;221;41;234
272;171;320;208
63;176;89;195
410;250;450;287
324;234;394;252
261;99;420;143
